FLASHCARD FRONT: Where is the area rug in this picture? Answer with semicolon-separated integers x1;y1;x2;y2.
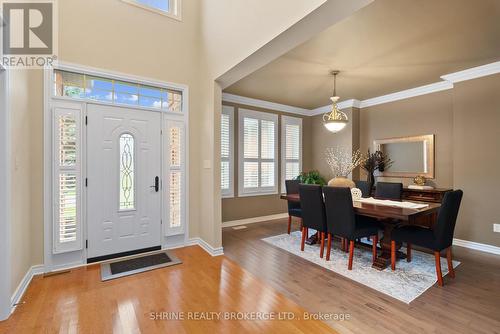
262;231;460;304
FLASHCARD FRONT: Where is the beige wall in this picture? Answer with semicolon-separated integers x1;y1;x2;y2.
309;74;499;247
310;107;360;181
221;103;312;222
452;75;500;247
6;0;332;294
359;91;454;187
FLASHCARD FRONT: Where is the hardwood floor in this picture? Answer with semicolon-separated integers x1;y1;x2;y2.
0;246;336;334
222;218;500;334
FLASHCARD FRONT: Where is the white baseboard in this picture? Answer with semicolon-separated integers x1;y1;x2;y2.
188;238;224;256
222;213;289;228
453;238;500;255
10;264;44;314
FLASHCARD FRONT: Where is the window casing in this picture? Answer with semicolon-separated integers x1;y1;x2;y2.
122;0;181;20
221;106;234;198
281;116;302;192
53;105;82;254
238;109;278;196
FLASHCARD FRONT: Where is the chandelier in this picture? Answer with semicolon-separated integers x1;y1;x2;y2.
323;70;348;133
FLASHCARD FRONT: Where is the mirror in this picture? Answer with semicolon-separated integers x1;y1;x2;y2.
374;134;434;178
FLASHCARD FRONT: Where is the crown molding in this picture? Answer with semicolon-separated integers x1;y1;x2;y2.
223;61;500;116
359;80;453;108
441;61;500;83
222;93;311;116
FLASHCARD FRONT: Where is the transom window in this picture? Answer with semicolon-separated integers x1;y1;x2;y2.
54;70;183;112
122;0;181;19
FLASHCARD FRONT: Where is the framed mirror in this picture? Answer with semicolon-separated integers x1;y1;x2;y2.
374;134;435;178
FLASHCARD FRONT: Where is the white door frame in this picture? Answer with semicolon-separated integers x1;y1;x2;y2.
0;67;12;320
43;62;190;272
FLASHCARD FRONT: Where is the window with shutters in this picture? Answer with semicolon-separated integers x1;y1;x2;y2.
53;106;82;253
221;106;234;198
164;120;185;236
238;109;278;196
281;116;302;192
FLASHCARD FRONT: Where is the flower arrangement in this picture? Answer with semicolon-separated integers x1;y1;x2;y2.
360;150;394;187
325;147;364;178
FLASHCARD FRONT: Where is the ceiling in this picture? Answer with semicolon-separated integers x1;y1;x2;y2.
224;0;500;109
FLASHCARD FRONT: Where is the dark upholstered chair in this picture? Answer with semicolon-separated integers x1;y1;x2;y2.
285;180;302;234
391;190;463;286
375;182;403;200
298;184;328;258
323;187;379;270
355;180;372;198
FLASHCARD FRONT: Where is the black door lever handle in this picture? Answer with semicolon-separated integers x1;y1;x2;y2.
150;176;159;192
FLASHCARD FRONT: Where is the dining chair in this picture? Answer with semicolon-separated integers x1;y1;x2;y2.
355;180;372;198
298;184;328;258
375;182;403;200
285;179;302;234
391;190;463;286
323;187;379;270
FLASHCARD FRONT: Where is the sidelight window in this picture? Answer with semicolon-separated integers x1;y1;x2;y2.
53;106;82;253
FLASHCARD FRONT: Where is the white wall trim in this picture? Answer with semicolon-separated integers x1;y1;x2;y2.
187;238;224;256
453;238;500;256
359;81;454;108
10;265;44;314
222;213;288;228
222;92;311;116
0;68;12;321
225;61;500;116
441;61;500;83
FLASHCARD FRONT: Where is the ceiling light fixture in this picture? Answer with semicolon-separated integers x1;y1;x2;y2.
323;70;348;133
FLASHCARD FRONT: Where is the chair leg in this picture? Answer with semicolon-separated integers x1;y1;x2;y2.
287;216;292;234
300;218;303;230
435;251;444;286
446;247;455;279
348;240;354;270
372;234;378;264
407;243;412;262
391;240;396;271
326;233;332;261
320;232;325;258
301;227;308;251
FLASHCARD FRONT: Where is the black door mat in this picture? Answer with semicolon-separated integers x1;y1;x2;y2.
100;250;181;281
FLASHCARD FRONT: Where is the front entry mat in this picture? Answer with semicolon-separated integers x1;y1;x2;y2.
100;250;182;281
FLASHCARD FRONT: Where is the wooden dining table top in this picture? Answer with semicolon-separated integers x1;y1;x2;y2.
280;193;441;222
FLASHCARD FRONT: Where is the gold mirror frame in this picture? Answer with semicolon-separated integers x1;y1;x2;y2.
373;134;435;179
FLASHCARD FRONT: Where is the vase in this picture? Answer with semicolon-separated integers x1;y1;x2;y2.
328;176;355;189
366;172;375;191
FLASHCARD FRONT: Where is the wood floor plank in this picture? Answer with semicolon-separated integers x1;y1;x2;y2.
0;246;337;334
222;219;500;334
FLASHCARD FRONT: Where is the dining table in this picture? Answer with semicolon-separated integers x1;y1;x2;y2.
280;193;441;270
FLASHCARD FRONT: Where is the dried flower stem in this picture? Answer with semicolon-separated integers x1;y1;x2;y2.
325;147;364;177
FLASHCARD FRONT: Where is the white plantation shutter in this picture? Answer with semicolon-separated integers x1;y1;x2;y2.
221;106;234;197
53;104;83;253
164;120;185;236
239;109;278;196
281;116;302;192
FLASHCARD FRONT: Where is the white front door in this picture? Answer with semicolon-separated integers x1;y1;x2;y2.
87;104;162;259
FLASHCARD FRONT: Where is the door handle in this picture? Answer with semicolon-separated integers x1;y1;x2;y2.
150;176;159;192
